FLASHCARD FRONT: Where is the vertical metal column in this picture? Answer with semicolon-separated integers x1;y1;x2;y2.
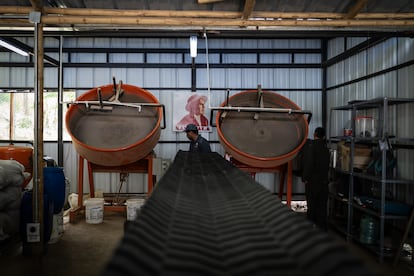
31;11;45;255
191;57;196;92
58;36;64;166
379;98;388;263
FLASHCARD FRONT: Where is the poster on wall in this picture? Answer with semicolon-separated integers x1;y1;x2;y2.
173;92;211;132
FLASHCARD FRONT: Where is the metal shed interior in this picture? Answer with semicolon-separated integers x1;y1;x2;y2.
0;0;412;192
0;1;413;274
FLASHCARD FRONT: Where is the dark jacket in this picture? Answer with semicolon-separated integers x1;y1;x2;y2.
302;139;330;184
189;135;212;153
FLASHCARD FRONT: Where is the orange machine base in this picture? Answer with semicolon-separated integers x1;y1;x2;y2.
69;153;154;222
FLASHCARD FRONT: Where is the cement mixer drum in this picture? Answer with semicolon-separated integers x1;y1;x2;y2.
216;90;309;168
66;83;163;166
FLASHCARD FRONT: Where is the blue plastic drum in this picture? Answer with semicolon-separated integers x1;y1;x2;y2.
43;167;66;214
20;191;53;249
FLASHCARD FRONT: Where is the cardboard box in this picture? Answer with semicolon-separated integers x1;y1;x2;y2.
338;141;371;171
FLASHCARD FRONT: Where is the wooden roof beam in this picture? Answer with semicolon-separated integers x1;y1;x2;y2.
198;0;224;3
1;7;413;20
38;15;414;27
345;0;369;19
29;0;43;12
242;0;256;20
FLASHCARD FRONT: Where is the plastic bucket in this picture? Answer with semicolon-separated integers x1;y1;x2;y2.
126;198;146;221
68;193;79;210
43;167;66;214
49;211;64;244
84;198;104;224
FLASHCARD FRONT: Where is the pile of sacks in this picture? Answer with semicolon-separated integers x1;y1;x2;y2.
0;160;27;241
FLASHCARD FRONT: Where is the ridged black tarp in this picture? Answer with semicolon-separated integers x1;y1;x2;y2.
102;151;376;276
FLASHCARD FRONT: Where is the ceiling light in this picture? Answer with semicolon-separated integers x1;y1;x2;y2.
0;39;29;56
190;36;197;58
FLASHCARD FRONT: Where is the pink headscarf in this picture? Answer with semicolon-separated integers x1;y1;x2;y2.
185;94;207;114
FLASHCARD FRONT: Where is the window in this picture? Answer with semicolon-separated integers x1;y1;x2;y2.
0;91;76;141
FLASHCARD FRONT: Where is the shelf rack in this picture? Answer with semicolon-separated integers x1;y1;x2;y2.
328;97;414;263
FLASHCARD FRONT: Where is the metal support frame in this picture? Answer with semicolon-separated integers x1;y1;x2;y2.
69;153;154;223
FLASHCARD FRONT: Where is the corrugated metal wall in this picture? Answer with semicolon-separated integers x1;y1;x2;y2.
2;35;413;203
1;36;322;197
326;37;414;204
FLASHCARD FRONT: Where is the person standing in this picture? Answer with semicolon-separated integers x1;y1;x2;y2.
302;127;330;230
184;124;212;153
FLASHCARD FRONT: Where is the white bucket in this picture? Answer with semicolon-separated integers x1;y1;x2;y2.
68;193;78;210
49;211;64;244
126;198;145;221
84;198;104;224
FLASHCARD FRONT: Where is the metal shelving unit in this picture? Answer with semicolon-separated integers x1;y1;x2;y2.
328;97;414;263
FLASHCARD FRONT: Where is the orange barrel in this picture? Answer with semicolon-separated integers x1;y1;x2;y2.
66;84;162;166
216;90;309;168
0;145;33;188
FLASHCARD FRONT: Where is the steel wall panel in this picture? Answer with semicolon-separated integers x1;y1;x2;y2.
10;67;33;87
44;67;58;88
63;68;77;88
76;68;94;88
344;52;366;82
294;53;321;63
367;38;398;75
93;68;111;86
397;37;414;63
347;37;368;49
0;67;10;87
398;65;414;98
366;72;397;99
142;68;161;87
3;37;325;197
327;62;344;87
327;37;344;59
109;53;144;63
260;53;291;63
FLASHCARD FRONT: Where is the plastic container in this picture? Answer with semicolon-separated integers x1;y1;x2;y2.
49;211;64;244
126;198;146;221
20;191;53;254
355;116;376;137
43;167;66;214
343;128;352;137
84;198;105;224
359;215;379;244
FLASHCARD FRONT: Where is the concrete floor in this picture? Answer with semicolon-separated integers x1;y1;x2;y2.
0;210;413;276
0;211;125;276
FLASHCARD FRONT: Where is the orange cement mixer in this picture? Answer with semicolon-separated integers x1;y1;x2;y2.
66;82;164;166
0;144;33;188
215;90;311;168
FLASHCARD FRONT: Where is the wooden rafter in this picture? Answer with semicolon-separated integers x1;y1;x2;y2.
29;0;43;12
1;6;414;29
37;15;414;27
1;6;414;21
345;0;369;19
242;0;256;20
198;0;224;3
